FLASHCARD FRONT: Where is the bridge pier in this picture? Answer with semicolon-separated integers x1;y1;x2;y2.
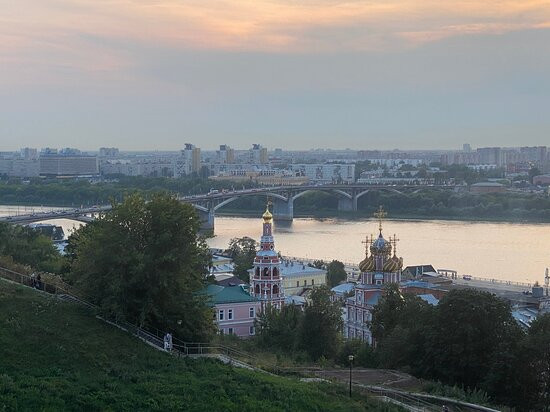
272;198;293;221
337;196;357;212
197;208;215;233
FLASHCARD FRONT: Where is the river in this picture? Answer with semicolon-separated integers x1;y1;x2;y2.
208;216;550;285
1;205;548;284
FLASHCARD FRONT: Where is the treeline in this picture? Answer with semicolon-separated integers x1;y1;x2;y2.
0;176;256;206
251;284;550;410
370;285;550;410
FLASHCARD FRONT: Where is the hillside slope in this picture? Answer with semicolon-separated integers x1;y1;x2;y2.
0;280;398;411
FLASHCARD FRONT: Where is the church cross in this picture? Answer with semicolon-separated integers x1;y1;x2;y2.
373;205;387;234
391;234;400;255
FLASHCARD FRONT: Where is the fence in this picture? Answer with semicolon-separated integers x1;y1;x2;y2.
0;265;272;369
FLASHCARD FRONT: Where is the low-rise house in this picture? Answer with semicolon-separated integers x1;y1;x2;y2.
279;260;327;295
200;284;261;337
331;283;355;302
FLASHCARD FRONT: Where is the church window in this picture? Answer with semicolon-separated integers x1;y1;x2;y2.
303;280;307;286
255;284;260;294
273;267;278;277
255;267;260;277
311;279;314;285
273;285;279;295
263;267;269;276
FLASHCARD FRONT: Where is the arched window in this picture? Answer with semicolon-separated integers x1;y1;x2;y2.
255;267;260;277
263;267;269;276
272;267;278;277
254;284;260;294
273;284;279;295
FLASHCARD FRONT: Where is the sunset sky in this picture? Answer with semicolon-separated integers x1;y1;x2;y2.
1;0;550;150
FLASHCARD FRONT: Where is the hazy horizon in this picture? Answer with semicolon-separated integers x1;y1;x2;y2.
2;1;549;151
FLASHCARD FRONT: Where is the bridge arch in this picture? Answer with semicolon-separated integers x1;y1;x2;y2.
192;204;209;213
291;188;352;202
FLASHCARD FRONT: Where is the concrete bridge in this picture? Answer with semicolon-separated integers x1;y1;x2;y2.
0;184;459;231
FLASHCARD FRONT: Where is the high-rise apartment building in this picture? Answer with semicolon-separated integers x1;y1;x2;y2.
217;145;235;164
249;144;268;164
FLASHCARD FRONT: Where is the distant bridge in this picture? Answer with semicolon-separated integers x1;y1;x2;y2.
0;184;460;230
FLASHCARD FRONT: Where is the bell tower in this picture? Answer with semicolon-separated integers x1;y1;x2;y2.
249;202;285;310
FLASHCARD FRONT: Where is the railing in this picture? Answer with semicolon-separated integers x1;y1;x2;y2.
0;265;273;371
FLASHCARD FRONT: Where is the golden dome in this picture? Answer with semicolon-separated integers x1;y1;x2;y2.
262;205;273;223
383;255;403;272
359;255;375;272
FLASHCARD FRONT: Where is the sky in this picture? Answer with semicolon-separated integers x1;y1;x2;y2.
1;0;550;151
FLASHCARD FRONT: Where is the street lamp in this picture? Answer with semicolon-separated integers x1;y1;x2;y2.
348;354;354;398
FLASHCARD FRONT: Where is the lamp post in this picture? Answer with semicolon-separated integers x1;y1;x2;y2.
348;354;354;398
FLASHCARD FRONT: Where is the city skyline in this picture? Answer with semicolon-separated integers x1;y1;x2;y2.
2;1;550;150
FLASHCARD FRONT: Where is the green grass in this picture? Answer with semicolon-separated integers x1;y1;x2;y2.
0;280;401;411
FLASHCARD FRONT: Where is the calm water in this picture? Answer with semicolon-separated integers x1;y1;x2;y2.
0;205;83;238
2;205;548;284
209;216;550;284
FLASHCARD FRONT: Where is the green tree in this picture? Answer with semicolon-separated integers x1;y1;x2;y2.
0;222;63;273
256;304;303;351
427;289;522;391
298;286;343;360
67;193;214;341
326;260;347;287
512;313;550;410
227;236;258;283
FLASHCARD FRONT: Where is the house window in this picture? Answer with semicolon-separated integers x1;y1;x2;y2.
249;307;255;318
296;281;299;287
228;309;233;320
228;327;234;335
218;310;224;321
303;280;307;286
249;326;255;335
312;279;315;285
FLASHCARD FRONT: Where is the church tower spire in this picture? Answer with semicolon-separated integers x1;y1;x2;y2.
249;201;284;310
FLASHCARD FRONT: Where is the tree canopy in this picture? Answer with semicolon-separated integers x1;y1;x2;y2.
0;222;63;273
326;260;347;287
66;193;214;341
226;236;258;283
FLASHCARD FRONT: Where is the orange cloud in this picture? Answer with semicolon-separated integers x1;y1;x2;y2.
1;0;549;86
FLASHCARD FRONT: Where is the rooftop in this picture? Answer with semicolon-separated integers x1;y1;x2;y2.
200;284;257;305
280;262;327;277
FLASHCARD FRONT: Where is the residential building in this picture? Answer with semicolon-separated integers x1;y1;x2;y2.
217;145;235;164
39;154;98;176
289;163;355;184
279;260;327;295
99;147;120;157
201;284;261;337
249;144;268;164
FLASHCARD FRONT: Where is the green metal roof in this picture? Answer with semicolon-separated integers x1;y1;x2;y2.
200;284;258;305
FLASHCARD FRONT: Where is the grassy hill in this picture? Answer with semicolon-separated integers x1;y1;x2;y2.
0;280;400;411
